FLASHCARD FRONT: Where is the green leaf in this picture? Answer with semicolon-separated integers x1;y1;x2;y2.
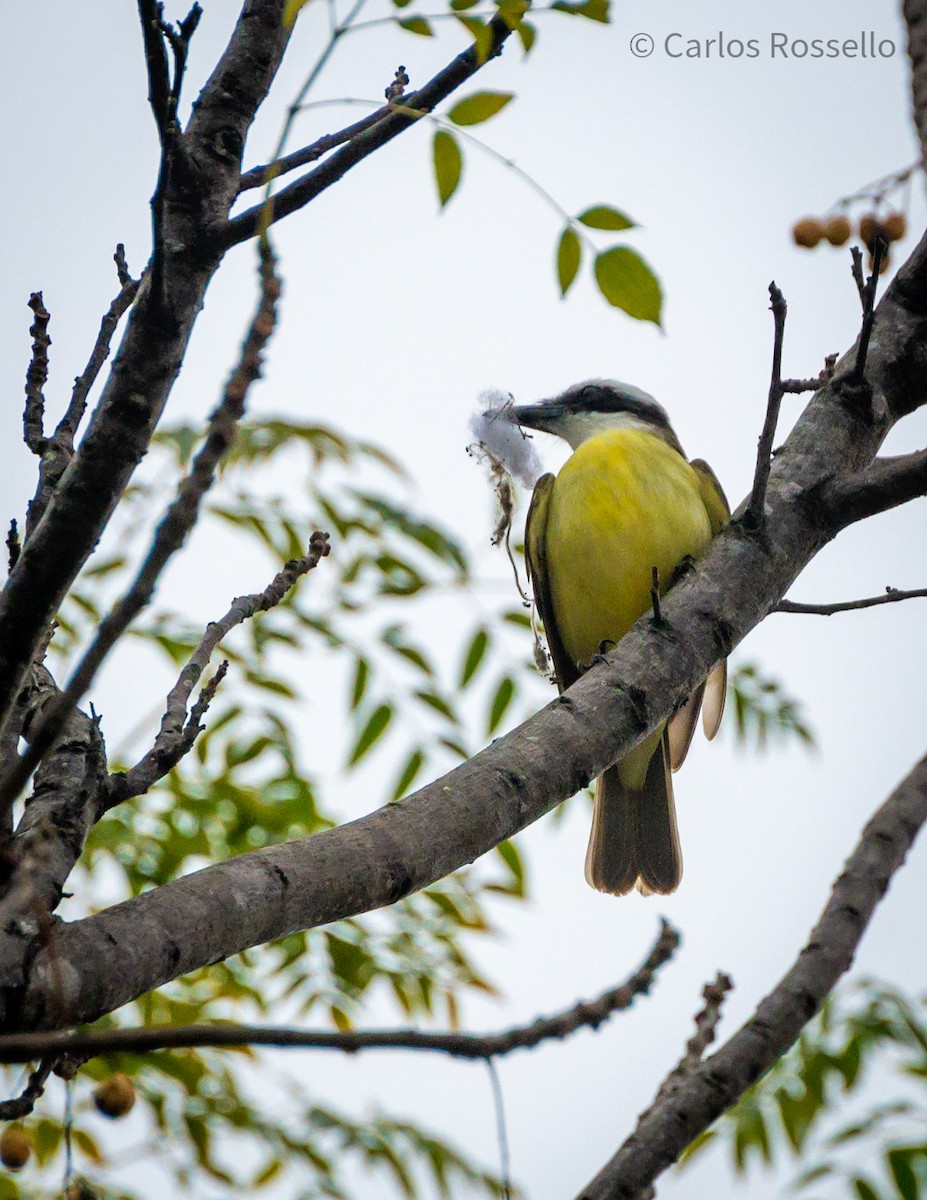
448;91;514;126
557;227;582;296
450;0;480;9
578;204;635;231
414;689;457;722
887;1149;918;1200
552;0;609;20
515;19;536;52
487;677;515;735
459;628;490;688
399;16;433;34
854;1179;883;1200
455;15;495;60
432;131;462;207
391;749;426;800
594;247;663;324
348;704;393;765
350;658;369;712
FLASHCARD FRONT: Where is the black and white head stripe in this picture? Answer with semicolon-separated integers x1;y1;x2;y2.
511;379;679;451
556;379;671;428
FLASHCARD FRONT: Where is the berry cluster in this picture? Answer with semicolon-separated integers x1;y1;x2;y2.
792;211;907;273
0;1072;136;1190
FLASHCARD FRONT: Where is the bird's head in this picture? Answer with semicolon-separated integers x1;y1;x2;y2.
511;379;679;452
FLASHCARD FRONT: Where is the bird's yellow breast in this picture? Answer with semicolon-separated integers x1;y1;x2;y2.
545;428;713;669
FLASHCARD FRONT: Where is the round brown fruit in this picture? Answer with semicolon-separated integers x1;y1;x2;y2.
883;211;907;241
823;214;852;246
792;217;824;248
858;213;881;251
0;1126;31;1171
93;1073;136;1119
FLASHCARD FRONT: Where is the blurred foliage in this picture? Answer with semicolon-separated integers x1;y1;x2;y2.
728;661;815;752
682;980;927;1199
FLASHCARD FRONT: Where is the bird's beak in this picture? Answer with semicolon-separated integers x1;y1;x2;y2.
510;400;561;434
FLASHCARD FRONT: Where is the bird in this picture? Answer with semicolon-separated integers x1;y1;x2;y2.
511;380;729;896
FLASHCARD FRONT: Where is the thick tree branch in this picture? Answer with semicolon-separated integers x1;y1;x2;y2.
776;585;927;615
106;529;331;807
9;229;927;1031
220;16;515;249
574;752;927;1200
0;920;678;1063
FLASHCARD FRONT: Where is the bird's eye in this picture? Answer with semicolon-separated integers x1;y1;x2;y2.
581;384;599;401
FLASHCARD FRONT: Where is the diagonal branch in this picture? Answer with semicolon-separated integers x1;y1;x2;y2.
825;447;927;528
221;16;515;249
776;584;927;615
238;107;390;191
106;529;331;807
0;244;282;821
574;751;927;1200
0;921;678;1063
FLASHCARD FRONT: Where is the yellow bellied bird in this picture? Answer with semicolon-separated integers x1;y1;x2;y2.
512;380;729;896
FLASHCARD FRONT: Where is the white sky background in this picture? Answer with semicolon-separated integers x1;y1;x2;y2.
2;1;927;1198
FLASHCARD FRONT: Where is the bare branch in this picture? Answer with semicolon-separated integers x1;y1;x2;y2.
575;752;927;1200
0;244;282;820
5;523;19;575
24;254;142;541
0;921;678;1062
826;448;927;527
850;238;886;385
743;282;787;530
23;292;51;456
0;1058;56;1121
56;257;141;446
776;584;927;615
107;530;331;807
221;17;516;249
238;108;390;192
137;0;172;139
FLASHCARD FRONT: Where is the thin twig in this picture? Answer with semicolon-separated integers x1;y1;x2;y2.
0;922;679;1063
137;0;172;139
106;532;331;808
649;567;663;625
744;282;787;530
0;1058;56;1121
23;292;51;455
851;239;886;384
56;259;141;445
6;522;20;575
0;243;282;819
238;108;389;192
776;586;927;615
485;1058;512;1200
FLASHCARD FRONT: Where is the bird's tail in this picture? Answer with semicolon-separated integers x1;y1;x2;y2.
584;730;682;896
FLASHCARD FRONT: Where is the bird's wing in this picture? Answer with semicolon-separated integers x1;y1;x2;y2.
524;473;580;692
690;456;730;737
690;457;731;534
